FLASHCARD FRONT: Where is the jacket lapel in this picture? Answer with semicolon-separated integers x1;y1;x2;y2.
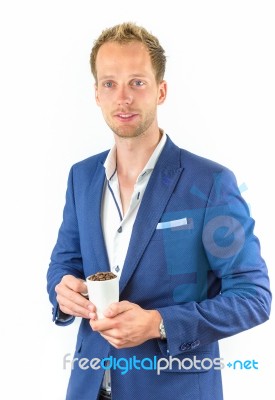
119;136;184;293
86;158;110;273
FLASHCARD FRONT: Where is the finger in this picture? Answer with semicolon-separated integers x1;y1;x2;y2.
99;330;123;341
90;317;117;332
59;299;91;319
57;295;90;318
56;288;95;318
100;334;126;347
101;334;129;349
56;284;87;306
80;281;88;297
88;310;97;320
59;305;84;318
58;275;87;295
104;300;133;318
90;322;124;344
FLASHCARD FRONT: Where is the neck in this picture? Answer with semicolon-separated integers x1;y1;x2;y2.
115;128;162;181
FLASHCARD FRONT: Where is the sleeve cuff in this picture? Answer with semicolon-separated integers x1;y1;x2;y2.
53;307;75;326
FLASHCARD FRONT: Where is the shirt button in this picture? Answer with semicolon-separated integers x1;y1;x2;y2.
117;226;122;233
115;266;120;273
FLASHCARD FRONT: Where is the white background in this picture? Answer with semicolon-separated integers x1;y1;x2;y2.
0;1;274;399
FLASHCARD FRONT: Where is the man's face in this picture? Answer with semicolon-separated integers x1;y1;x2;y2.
95;41;166;139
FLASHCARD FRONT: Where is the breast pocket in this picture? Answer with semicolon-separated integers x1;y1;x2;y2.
156;217;192;231
151;216;194;242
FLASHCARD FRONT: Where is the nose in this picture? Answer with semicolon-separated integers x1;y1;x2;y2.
117;85;133;106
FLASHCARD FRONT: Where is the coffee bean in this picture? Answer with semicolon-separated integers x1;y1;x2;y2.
88;272;117;281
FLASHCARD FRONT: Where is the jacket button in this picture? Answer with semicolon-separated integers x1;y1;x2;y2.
191;340;200;349
180;343;191;351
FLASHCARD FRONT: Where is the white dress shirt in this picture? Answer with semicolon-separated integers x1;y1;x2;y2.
101;132;167;279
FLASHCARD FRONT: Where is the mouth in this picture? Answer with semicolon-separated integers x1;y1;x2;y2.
115;112;138;122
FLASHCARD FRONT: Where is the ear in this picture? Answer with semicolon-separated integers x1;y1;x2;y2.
157;80;167;105
94;83;100;106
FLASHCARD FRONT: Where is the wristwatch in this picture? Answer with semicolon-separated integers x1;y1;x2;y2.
159;319;167;340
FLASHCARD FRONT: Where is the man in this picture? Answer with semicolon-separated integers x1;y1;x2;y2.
47;22;271;400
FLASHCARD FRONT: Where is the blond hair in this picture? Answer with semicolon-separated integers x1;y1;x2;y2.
90;22;166;83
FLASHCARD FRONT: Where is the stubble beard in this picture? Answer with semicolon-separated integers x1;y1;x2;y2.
106;110;156;139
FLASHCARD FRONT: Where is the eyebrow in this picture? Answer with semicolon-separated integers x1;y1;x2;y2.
98;74;149;81
98;75;115;81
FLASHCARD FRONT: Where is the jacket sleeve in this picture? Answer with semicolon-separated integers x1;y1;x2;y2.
157;169;271;356
47;166;84;325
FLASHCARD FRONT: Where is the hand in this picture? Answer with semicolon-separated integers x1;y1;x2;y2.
55;275;95;319
89;301;162;349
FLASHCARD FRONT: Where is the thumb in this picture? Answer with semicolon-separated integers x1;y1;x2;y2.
104;300;132;317
78;279;89;297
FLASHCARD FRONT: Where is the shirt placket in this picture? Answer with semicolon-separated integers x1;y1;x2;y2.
109;174;145;277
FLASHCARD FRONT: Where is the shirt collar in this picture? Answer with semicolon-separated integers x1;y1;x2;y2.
104;145;117;180
104;131;167;181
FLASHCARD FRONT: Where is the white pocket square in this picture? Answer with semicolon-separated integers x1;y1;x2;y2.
156;217;188;230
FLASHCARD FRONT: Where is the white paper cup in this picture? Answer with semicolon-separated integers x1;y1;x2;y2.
85;273;119;319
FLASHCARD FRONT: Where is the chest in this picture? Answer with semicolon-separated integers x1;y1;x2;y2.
118;178;135;216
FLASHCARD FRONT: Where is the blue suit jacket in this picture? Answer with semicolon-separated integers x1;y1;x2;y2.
47;135;271;400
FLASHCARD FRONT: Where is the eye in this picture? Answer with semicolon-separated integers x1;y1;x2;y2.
132;80;145;87
103;81;113;88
